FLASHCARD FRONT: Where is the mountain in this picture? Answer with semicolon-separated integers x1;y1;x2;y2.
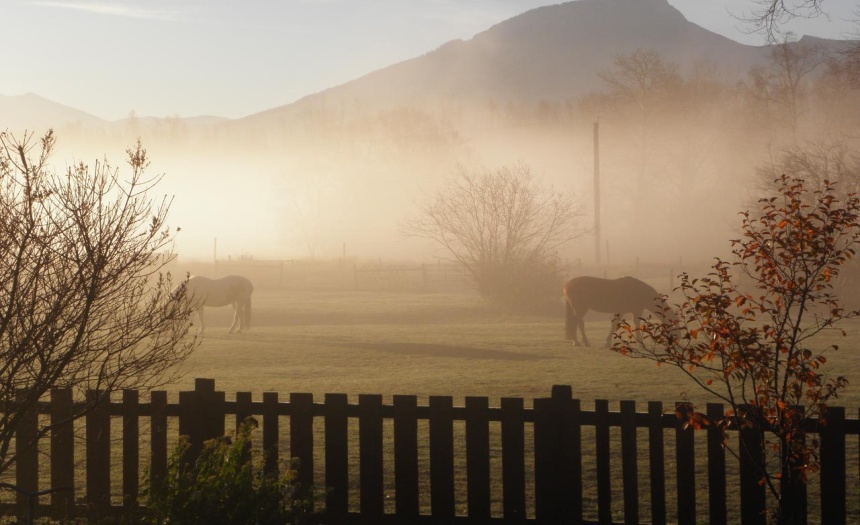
3;0;853;132
0;92;105;132
241;0;774;125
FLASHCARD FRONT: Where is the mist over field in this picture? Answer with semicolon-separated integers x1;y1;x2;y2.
4;0;858;271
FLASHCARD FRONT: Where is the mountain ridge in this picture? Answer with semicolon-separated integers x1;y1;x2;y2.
2;0;854;129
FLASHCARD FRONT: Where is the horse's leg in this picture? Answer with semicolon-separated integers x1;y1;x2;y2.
632;310;644;344
565;299;578;344
229;301;240;333
607;314;621;347
578;309;590;347
197;307;206;334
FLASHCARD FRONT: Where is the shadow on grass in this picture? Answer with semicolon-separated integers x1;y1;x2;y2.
344;341;553;361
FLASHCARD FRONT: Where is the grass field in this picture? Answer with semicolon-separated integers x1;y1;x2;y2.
4;286;856;522
164;287;860;410
158;287;860;522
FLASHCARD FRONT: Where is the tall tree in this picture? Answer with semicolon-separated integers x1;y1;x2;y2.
595;49;681;201
743;37;826;142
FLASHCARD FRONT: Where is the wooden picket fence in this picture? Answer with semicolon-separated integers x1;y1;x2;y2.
2;378;859;524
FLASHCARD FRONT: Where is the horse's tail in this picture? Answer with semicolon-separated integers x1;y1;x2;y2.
564;288;576;340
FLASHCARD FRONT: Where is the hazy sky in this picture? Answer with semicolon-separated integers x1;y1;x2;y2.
2;0;857;121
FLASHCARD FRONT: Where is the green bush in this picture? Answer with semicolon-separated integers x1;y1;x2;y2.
144;418;311;525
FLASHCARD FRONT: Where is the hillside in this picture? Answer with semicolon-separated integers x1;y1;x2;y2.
241;0;771;126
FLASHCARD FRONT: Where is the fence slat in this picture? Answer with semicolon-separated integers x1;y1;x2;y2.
15;389;38;518
553;385;579;523
235;392;253;431
324;393;349;521
648;401;666;525
50;388;74;516
595;399;612;525
533;397;556;523
429;395;455;519
393;395;419;520
6;378;860;524
739;406;766;525
290;393;314;491
465;396;490;522
359;394;384;522
85;390;110;512
566;396;583;524
785;431;808;524
675;403;696;525
821;406;846;525
706;403;727;525
501;397;526;523
621;400;639;525
149;391;168;488
262;392;279;476
122;389;140;509
235;392;253;464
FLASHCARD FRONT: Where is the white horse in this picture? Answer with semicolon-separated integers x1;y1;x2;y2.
172;275;254;333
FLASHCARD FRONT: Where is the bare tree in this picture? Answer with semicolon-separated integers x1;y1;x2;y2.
403;163;585;308
0;130;197;475
743;37;826;141
742;0;825;42
595;49;682;200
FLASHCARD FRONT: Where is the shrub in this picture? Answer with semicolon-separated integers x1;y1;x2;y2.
144;418;311;525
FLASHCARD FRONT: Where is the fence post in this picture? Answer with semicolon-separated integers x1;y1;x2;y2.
739;405;766;525
325;393;349;523
501;397;526;523
178;378;226;467
820;406;846;525
122;389;140;509
359;394;384;522
675;402;696;525
262;392;279;476
648;401;666;525
15;389;38;520
620;400;639;525
290;393;314;498
533;396;556;522
706;403;727;525
85;390;111;513
393;395;419;521
552;385;579;523
595;399;612;525
465;396;490;522
150;391;168;488
50;388;75;517
429;395;455;520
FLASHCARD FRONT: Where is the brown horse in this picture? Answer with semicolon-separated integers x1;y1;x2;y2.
563;276;670;347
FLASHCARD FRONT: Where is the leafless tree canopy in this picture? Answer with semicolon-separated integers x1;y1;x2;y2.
742;0;825;42
0;130;197;474
743;38;826;140
403;163;585;306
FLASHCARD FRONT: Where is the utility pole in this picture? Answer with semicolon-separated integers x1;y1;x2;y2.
593;119;601;265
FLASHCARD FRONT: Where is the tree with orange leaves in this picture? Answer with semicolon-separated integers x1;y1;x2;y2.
614;175;860;523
